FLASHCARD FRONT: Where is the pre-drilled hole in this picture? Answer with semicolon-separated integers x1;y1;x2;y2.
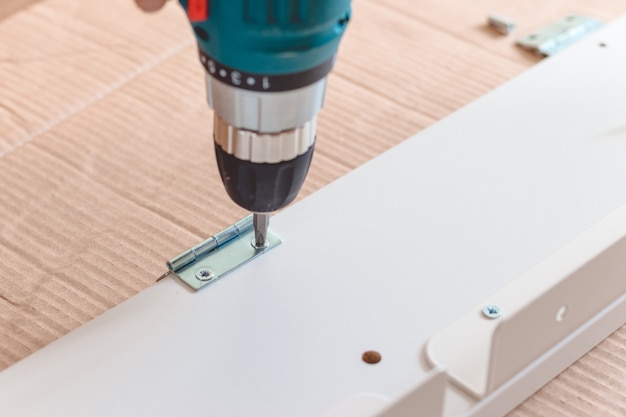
362;351;382;364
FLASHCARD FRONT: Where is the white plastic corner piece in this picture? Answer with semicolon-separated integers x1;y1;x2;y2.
425;203;626;398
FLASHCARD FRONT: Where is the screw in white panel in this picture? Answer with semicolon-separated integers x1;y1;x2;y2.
482;305;502;319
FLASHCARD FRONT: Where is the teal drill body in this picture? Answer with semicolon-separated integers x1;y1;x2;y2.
178;0;351;214
180;0;351;75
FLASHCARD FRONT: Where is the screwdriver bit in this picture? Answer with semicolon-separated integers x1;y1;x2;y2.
253;212;270;249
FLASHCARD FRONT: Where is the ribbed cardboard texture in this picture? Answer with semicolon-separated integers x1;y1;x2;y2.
1;0;625;415
0;0;40;21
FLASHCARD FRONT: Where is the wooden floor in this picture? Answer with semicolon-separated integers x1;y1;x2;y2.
1;0;626;415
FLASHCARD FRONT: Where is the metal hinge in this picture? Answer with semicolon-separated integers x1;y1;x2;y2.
166;215;282;291
516;15;603;56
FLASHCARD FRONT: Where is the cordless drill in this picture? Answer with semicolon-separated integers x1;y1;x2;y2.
179;0;351;246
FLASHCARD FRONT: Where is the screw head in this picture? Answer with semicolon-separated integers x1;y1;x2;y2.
195;268;215;282
482;304;502;319
250;238;269;250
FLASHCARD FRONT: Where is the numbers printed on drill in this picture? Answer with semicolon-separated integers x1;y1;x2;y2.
207;59;216;74
200;53;272;91
197;49;333;93
231;71;242;86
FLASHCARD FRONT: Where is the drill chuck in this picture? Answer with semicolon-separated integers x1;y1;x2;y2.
214;139;315;213
208;73;323;212
213;114;316;212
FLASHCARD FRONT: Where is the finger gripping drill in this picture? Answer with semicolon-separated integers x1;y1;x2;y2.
179;0;351;227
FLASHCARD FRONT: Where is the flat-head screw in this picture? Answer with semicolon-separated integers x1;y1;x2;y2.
195;268;215;282
482;305;502;319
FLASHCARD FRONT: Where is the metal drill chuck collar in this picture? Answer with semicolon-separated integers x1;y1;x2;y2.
213;115;316;164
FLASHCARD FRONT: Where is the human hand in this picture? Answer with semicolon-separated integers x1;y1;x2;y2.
135;0;168;12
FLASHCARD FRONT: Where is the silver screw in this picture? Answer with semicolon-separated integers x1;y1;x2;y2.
252;212;270;249
195;268;215;282
482;305;502;319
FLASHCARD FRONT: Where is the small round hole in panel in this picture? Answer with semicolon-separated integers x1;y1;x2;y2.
362;351;382;364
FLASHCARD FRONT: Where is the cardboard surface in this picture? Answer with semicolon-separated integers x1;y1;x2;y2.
1;0;625;415
0;0;41;21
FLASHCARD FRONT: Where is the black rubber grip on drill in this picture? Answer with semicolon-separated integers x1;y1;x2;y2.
214;144;315;213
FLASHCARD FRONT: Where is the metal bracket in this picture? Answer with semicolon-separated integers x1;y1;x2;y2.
167;215;282;291
516;15;603;56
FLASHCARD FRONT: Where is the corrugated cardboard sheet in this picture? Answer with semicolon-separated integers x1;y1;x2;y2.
1;0;626;415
